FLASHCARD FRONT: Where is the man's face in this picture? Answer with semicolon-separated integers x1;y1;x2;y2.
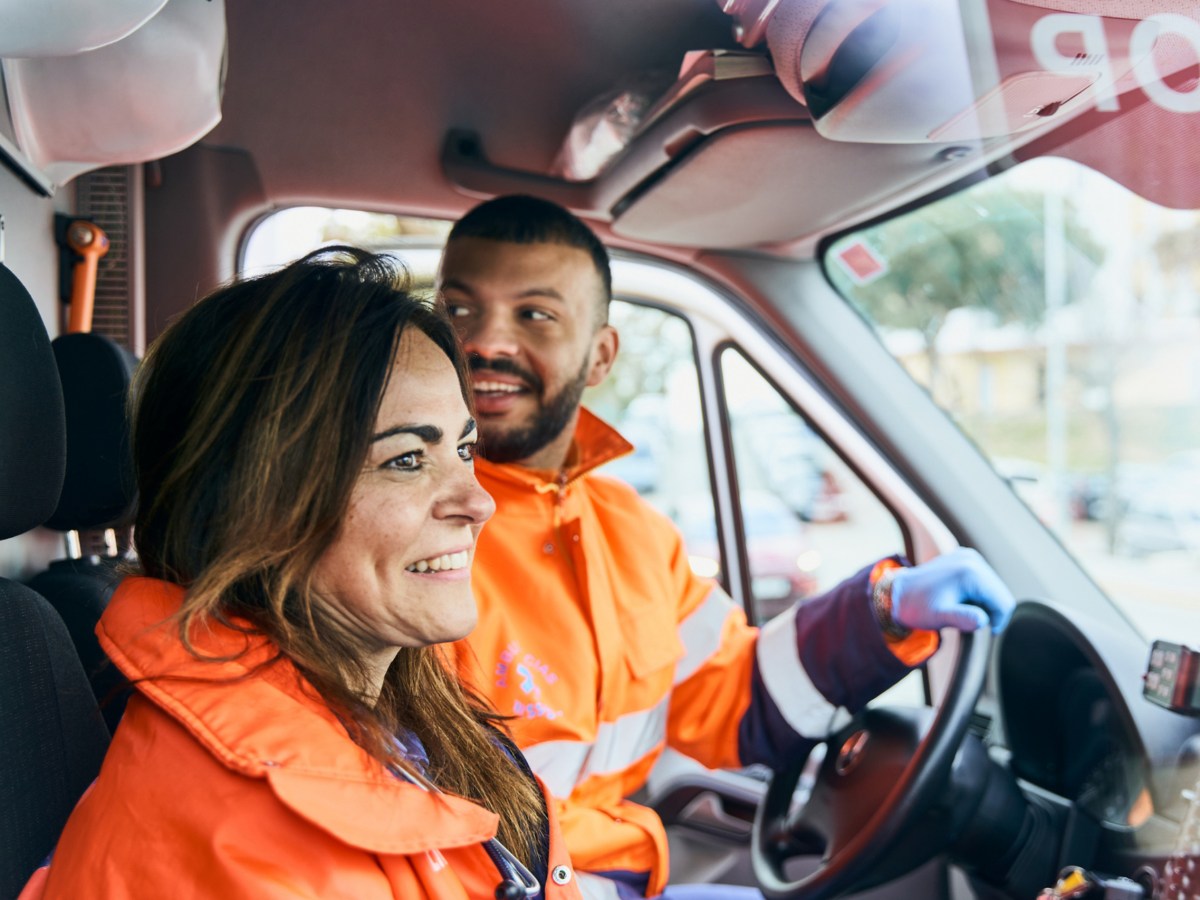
438;237;616;468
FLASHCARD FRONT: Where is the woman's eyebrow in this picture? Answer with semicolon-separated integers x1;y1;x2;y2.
371;418;476;444
371;424;442;443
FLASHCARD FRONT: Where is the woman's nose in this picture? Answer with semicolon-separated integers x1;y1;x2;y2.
440;470;495;526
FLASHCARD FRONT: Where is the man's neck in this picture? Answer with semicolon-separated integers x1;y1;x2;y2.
509;409;581;473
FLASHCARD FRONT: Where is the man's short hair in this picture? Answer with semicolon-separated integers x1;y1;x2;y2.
447;195;612;325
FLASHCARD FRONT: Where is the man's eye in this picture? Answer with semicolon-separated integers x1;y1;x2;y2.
445;303;472;318
384;451;422;471
522;309;553;322
458;442;476;462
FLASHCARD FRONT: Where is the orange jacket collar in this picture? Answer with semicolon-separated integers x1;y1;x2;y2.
475;407;633;488
98;577;500;856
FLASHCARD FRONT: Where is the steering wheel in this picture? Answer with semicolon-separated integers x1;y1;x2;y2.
751;628;991;900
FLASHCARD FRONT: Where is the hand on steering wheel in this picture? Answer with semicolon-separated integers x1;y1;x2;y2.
890;548;1015;635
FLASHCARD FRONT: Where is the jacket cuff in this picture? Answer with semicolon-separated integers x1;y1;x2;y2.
869;558;940;667
737;559;921;768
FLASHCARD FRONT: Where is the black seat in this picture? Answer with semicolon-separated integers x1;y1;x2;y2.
28;331;138;732
0;263;109;899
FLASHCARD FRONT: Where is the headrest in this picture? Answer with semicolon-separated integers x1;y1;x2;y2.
0;265;65;540
45;333;138;532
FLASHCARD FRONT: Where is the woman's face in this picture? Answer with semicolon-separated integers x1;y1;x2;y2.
312;328;495;676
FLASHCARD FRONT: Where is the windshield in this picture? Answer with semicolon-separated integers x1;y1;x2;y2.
825;157;1198;639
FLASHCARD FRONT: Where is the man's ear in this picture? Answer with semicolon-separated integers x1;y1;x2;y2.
585;324;619;387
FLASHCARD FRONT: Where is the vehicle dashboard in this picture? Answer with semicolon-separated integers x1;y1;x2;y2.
997;601;1200;893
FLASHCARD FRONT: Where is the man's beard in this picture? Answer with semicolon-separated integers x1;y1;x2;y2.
470;354;590;465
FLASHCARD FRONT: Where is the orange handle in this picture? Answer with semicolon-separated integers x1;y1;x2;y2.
66;220;109;334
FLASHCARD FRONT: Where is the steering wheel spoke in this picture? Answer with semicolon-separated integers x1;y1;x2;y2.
752;630;990;899
777;793;828;860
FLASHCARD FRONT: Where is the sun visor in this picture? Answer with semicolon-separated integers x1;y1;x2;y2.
1;0;226;186
0;0;168;58
762;0;1177;144
610;122;977;247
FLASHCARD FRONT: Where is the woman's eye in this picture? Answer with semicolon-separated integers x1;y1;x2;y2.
445;303;471;318
384;451;422;471
458;442;477;462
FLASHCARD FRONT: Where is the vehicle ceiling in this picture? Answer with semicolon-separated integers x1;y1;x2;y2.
208;0;737;257
194;1;1199;260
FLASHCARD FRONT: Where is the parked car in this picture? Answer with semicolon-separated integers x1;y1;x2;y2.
676;491;821;624
736;411;849;523
1117;496;1200;557
1069;471;1111;522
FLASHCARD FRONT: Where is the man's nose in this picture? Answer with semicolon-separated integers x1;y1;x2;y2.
460;310;520;360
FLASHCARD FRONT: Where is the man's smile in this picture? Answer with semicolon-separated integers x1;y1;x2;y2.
471;376;531;415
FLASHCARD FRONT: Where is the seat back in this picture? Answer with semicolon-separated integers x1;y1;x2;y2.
44;332;138;535
27;557;128;732
29;331;138;731
0;263;109;899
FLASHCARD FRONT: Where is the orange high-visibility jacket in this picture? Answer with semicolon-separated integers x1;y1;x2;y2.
25;578;582;900
455;410;930;896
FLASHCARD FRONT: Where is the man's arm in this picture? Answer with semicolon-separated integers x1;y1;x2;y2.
666;548;1015;772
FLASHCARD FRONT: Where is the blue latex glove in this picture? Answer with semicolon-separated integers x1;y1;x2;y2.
890;548;1016;635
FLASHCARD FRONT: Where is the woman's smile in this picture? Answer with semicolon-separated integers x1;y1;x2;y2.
404;548;472;578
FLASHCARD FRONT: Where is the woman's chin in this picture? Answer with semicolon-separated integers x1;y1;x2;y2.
430;604;479;646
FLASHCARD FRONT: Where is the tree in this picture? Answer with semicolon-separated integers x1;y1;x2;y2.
829;181;1105;385
1152;221;1200;315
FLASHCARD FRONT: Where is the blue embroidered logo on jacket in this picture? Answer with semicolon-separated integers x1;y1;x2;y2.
494;641;563;720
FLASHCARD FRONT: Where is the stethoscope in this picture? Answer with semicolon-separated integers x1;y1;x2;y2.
392;764;541;899
482;835;541;899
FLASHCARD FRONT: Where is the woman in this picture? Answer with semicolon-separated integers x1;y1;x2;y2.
24;248;581;899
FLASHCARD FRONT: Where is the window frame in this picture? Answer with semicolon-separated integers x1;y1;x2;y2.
712;340;913;624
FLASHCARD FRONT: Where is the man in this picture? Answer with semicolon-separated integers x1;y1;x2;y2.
440;195;1014;899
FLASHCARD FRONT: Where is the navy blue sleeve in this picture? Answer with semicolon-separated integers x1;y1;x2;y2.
737;559;917;770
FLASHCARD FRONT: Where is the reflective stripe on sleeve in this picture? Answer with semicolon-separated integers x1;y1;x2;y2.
522;697;671;798
577;872;622;900
674;585;739;684
756;603;851;738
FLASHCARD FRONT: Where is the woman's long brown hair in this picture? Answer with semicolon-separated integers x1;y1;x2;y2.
130;247;545;862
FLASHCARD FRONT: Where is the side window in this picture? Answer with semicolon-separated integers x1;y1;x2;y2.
584;301;720;581
587;301;908;632
720;348;906;625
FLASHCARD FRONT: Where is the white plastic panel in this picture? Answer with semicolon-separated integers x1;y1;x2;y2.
0;0;167;58
2;0;225;186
